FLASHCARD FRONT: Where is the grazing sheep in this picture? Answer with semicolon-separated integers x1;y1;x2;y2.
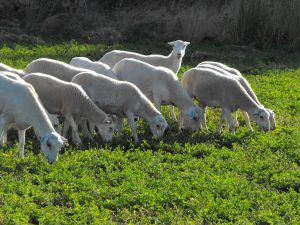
70;57;118;79
0;62;25;76
23;73;115;145
0;71;63;156
100;40;190;75
72;71;168;143
0;73;67;163
197;61;276;130
180;67;270;133
24;58;91;82
113;58;201;131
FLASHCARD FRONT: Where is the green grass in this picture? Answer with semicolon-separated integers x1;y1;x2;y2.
0;40;300;224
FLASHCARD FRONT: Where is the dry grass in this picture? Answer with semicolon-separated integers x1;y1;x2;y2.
1;0;300;46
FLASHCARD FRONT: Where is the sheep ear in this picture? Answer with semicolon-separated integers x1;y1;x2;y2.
46;138;52;149
168;41;175;46
252;109;260;117
185;41;190;45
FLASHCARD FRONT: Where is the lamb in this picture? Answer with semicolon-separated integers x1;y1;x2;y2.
0;72;67;163
0;62;25;76
24;58;92;82
180;67;271;133
0;71;62;154
197;61;276;130
23;73;115;145
100;40;190;75
70;57;118;79
113;58;201;131
72;71;168;143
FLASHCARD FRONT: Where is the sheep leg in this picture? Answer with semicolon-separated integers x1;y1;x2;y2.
217;111;226;134
126;112;139;144
224;110;235;133
79;118;93;141
115;117;124;139
170;106;177;121
88;121;95;135
242;110;253;131
154;100;161;111
65;114;82;145
0;116;7;144
178;110;184;130
63;118;70;138
199;107;208;131
18;129;26;158
233;112;239;127
0;128;7;145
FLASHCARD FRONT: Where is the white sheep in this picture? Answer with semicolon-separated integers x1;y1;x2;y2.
0;62;25;76
24;58;92;82
70;57;118;79
100;40;190;75
23;73;115;145
113;58;201;131
197;61;276;130
180;67;270;133
72;71;168;143
0;73;67;163
0;71;63;154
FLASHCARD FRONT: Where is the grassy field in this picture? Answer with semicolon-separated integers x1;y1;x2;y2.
0;40;300;224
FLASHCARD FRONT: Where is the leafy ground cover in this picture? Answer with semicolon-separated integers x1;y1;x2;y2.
0;40;299;224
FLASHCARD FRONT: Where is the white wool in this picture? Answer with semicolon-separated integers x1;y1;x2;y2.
23;73;115;145
100;40;190;75
0;72;66;163
72;71;168;143
70;57;118;79
197;61;276;130
24;58;92;82
180;68;271;133
113;58;201;132
0;63;25;76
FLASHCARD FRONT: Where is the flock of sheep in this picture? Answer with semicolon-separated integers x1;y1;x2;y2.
0;40;275;163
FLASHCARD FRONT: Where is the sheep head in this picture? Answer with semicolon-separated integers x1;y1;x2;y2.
178;106;202;132
96;118;115;143
149;115;168;138
40;132;68;163
251;107;270;132
168;40;190;59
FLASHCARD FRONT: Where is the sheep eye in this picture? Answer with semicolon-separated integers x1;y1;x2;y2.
260;116;264;119
47;142;51;148
109;127;113;131
156;124;160;129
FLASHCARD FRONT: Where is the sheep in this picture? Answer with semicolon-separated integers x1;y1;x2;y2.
71;71;168;143
100;40;190;75
197;61;276;130
70;57;118;79
24;58;92;82
0;71;62;153
179;67;271;133
0;62;25;76
23;73;115;145
0;71;62;133
0;73;67;163
113;58;201;132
